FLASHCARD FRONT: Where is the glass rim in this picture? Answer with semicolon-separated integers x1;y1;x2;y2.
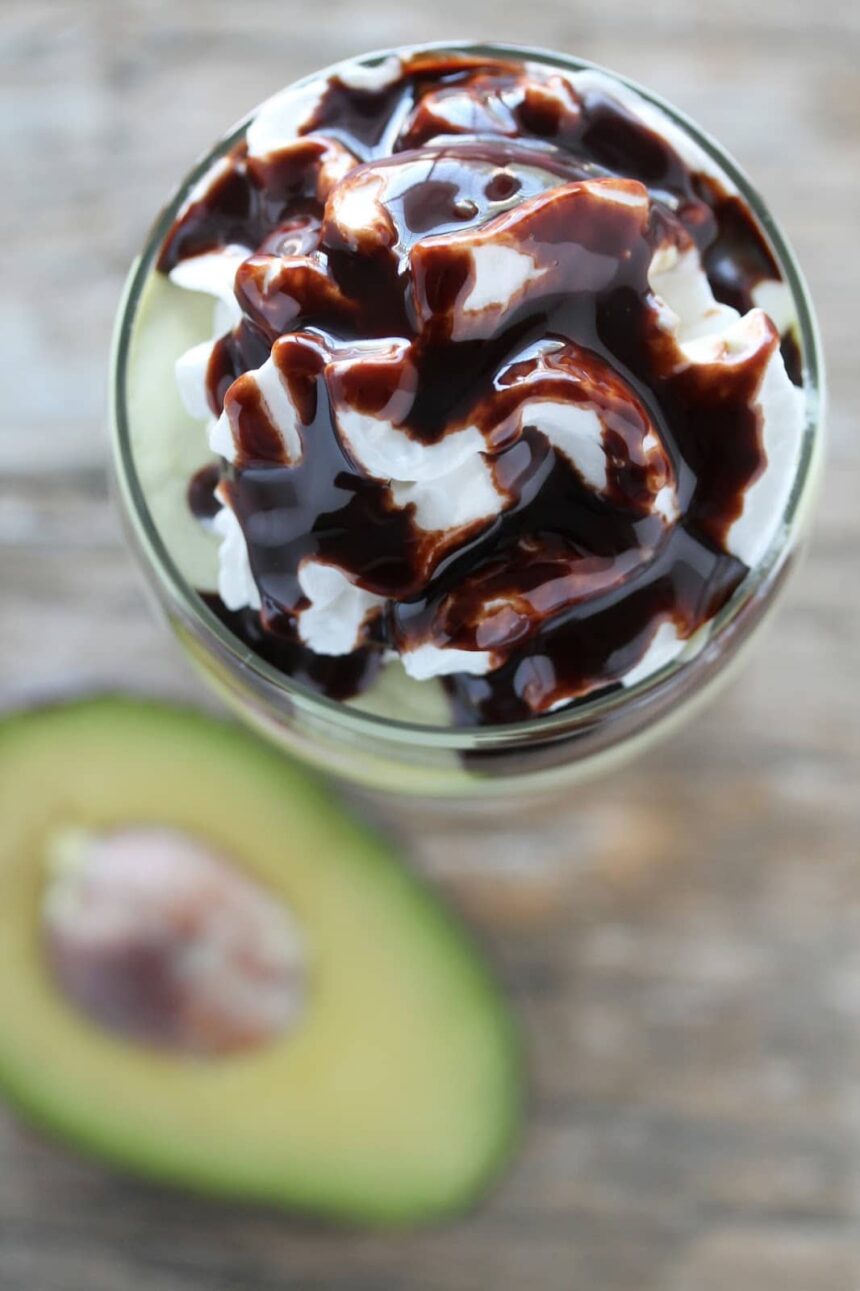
110;39;825;753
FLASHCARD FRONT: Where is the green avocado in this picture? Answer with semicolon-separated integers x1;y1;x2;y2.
0;697;521;1223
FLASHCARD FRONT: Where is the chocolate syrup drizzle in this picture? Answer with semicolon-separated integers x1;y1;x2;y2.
163;53;799;725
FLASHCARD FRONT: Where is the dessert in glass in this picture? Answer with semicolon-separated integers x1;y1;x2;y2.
111;42;824;798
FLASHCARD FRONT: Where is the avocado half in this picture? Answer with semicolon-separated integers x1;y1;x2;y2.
0;697;521;1223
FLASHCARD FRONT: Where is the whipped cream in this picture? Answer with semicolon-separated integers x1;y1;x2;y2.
159;50;805;721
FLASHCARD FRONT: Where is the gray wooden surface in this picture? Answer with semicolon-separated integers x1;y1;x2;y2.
3;3;860;1288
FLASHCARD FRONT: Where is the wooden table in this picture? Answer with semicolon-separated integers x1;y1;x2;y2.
2;3;859;1287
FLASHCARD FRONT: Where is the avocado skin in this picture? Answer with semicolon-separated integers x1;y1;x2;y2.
0;696;523;1225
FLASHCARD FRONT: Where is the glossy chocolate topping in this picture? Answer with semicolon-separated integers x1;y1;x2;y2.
165;53;801;724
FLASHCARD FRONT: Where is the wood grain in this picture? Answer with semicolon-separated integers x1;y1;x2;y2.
2;3;859;1288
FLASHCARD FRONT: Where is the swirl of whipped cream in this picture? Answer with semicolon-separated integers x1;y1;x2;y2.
161;52;804;720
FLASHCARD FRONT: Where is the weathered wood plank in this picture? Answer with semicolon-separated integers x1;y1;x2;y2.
1;3;858;1288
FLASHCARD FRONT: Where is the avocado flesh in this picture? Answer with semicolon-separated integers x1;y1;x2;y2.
0;698;521;1222
126;272;221;594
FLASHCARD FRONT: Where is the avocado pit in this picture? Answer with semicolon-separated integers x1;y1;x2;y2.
42;826;307;1056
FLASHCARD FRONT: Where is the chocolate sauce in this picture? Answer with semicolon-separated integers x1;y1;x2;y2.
699;187;781;313
187;463;222;520
200;593;381;701
781;331;803;388
159;54;802;724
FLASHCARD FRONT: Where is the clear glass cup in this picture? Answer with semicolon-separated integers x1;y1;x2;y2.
110;41;825;802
